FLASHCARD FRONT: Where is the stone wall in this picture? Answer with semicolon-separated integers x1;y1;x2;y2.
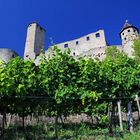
24;23;45;60
48;30;107;57
0;48;18;62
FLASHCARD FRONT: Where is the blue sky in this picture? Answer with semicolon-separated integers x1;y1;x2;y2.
0;0;139;57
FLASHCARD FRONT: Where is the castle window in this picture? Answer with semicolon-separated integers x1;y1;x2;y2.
73;52;75;56
122;33;124;35
128;30;130;32
124;37;126;40
134;29;136;32
64;44;68;48
76;41;79;45
36;54;39;57
96;33;100;38
40;27;43;31
87;36;90;41
12;54;15;58
26;55;29;57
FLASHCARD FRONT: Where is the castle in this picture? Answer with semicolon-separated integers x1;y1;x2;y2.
0;21;139;62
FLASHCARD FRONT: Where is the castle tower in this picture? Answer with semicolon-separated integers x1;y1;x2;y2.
120;21;139;56
24;22;46;60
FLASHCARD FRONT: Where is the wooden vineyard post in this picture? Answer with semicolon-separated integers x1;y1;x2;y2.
109;101;115;134
117;101;123;131
128;102;133;133
135;95;140;119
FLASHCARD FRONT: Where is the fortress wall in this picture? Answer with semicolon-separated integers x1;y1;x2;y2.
123;41;134;56
49;30;107;56
77;45;123;60
77;46;107;60
0;48;18;62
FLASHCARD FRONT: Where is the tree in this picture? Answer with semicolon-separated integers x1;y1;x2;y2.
4;57;38;129
133;36;140;63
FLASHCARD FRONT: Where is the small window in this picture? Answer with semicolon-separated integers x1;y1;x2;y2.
134;29;136;32
40;27;43;30
26;55;29;57
76;41;79;45
124;38;126;40
36;54;39;57
87;36;90;41
128;30;130;32
73;52;75;56
122;33;124;35
12;54;15;58
96;33;100;38
64;44;68;48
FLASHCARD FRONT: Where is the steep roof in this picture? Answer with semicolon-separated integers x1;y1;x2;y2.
120;20;139;34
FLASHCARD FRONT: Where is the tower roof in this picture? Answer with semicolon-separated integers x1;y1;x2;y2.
120;20;139;34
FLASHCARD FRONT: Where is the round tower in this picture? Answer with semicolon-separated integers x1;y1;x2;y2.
119;21;139;56
0;48;18;63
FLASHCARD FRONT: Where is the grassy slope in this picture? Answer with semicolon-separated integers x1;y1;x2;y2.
2;123;140;140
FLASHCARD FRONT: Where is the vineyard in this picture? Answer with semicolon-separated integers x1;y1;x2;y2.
0;39;140;139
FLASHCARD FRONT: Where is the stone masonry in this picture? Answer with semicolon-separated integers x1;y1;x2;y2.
45;21;139;60
0;21;139;62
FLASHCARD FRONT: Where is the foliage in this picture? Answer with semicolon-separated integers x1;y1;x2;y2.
3;123;140;140
0;45;140;138
133;36;140;63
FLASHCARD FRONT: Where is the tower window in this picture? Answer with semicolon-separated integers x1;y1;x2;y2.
96;33;100;38
73;52;75;56
128;30;130;32
64;44;68;48
134;29;136;32
76;41;79;45
87;36;90;41
26;55;29;57
122;33;124;35
124;38;126;40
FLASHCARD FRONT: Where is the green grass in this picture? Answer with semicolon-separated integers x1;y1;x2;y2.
1;123;140;140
